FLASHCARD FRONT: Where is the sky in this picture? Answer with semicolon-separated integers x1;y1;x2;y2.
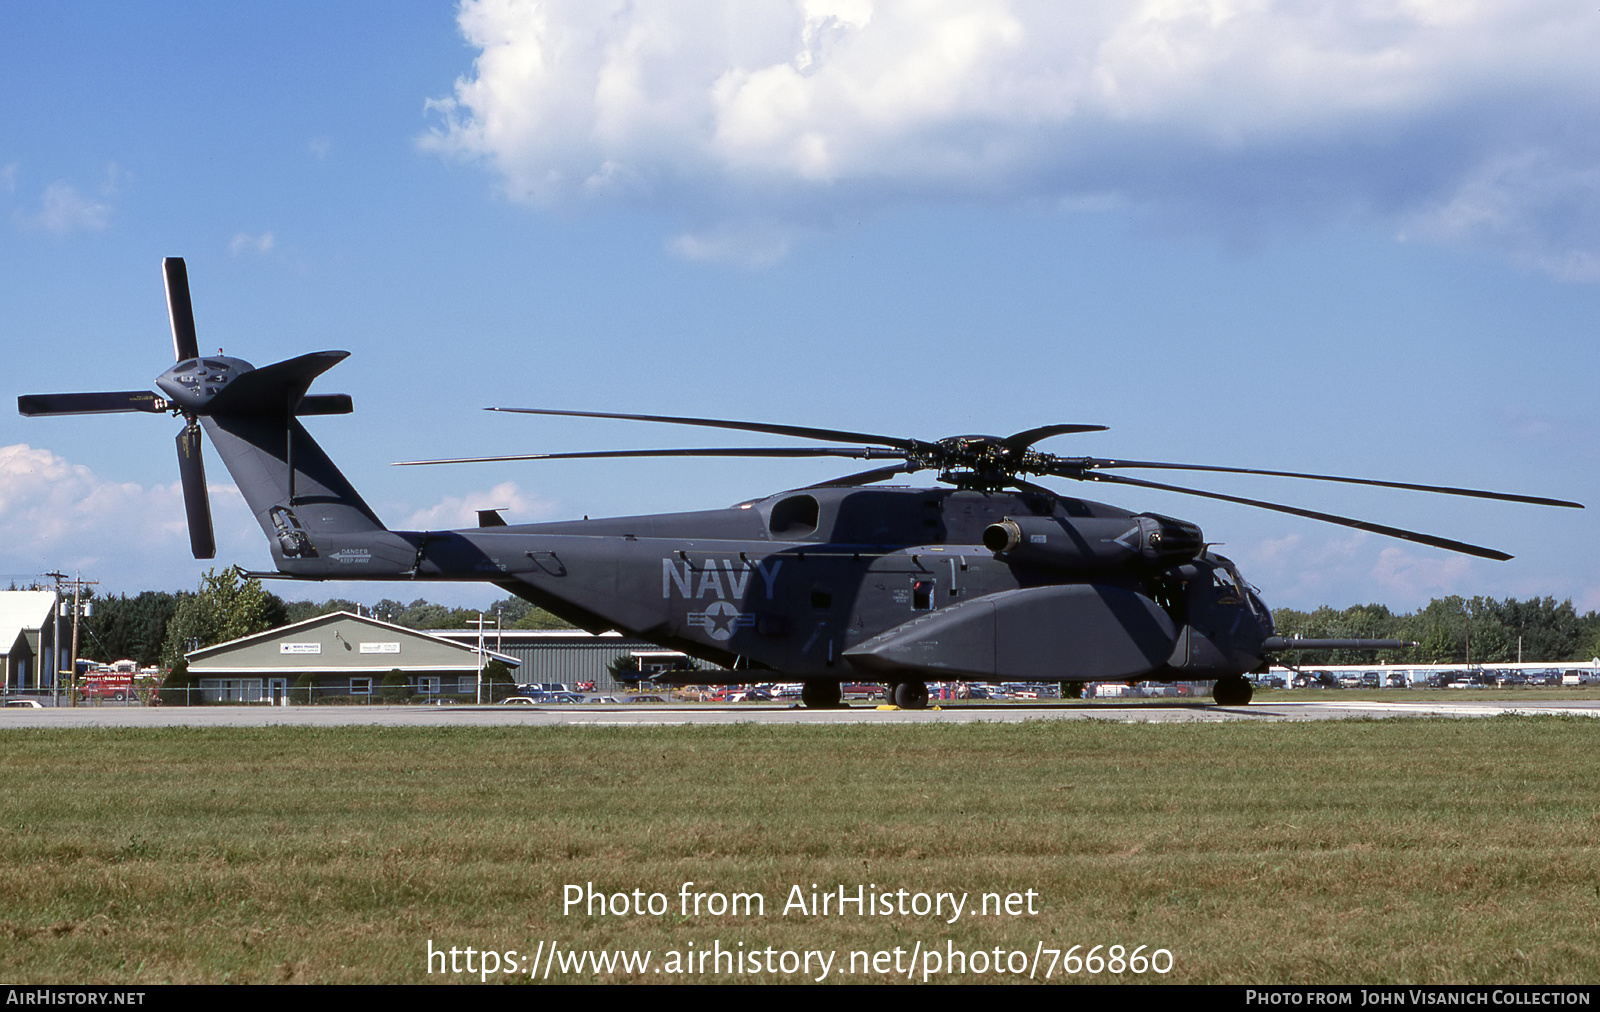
3;1;1598;616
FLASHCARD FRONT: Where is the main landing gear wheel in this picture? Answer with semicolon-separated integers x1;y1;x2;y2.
800;681;843;708
889;681;930;709
1212;675;1254;706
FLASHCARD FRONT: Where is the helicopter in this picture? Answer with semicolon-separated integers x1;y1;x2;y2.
18;259;1585;708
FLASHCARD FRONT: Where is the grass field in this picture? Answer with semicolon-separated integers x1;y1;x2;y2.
933;687;1600;706
1248;687;1600;705
2;717;1597;984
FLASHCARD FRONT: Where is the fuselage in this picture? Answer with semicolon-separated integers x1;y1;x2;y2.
269;484;1276;685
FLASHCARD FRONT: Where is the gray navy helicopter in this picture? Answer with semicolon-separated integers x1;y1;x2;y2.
19;259;1585;708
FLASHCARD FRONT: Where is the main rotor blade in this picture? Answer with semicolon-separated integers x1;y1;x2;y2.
393;446;904;467
1011;477;1063;498
1065;469;1514;561
18;391;167;416
802;462;921;488
489;407;928;451
176;425;215;559
1003;424;1108;452
164;258;199;362
1062;458;1583;509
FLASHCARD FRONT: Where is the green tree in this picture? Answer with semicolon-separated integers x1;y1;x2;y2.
489;595;574;629
84;590;181;667
1489;597;1584;661
281;597;360;624
608;654;643;685
160;568;276;668
370;598;407;624
512;606;574;630
483;659;517;701
157;658;200;706
395;599;452;629
379;668;413;703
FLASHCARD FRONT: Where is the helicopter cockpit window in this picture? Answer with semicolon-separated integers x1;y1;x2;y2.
1210;562;1261;613
1215;559;1263;615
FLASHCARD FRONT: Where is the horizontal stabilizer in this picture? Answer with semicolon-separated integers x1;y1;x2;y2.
207;351;350;416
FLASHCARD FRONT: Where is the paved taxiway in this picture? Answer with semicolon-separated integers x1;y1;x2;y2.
4;698;1597;728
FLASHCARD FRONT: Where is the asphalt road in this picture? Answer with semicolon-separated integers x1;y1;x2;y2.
4;698;1598;728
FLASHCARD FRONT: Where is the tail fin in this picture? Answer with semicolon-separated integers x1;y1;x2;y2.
201;352;382;532
200;352;418;575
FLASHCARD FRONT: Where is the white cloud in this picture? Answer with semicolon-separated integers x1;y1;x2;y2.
1238;529;1382;605
401;480;560;530
1369;545;1474;601
0;444;258;592
424;0;1600;270
667;218;798;266
228;231;275;256
0;448;560;598
0;444;179;550
27;181;110;233
1401;149;1600;282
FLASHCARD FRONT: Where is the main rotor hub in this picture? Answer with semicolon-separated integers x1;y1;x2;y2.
931;435;1022;490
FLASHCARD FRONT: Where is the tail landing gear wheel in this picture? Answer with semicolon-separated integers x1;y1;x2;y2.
890;681;929;709
1213;675;1254;706
800;681;843;708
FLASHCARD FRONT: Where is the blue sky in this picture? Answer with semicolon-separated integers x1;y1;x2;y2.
3;1;1598;616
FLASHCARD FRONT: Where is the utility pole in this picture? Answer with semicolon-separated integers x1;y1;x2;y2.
45;572;65;704
43;573;97;706
467;613;492;704
64;575;97;706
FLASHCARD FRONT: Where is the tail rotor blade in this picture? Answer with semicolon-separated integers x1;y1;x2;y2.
176;424;216;559
19;391;167;416
164;258;199;362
